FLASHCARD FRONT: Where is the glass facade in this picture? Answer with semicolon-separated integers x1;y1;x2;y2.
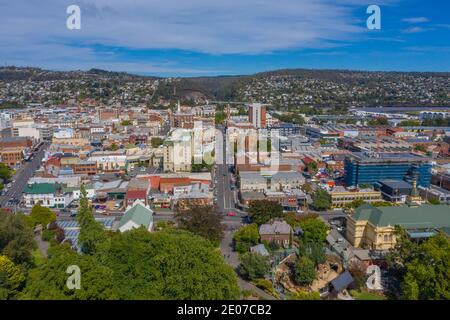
344;154;432;187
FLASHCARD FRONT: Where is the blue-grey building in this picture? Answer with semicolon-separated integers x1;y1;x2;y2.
268;122;301;136
344;152;432;187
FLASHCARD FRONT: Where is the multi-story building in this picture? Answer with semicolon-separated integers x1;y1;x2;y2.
0;137;32;148
163;130;192;172
344;152;432;187
329;186;382;208
346;202;450;250
248;103;266;129
0;147;24;166
73;161;97;175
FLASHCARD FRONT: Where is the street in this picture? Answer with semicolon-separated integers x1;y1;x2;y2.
0;141;49;209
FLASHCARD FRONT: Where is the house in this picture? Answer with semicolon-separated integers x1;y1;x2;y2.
125;189;149;206
117;200;154;232
259;220;293;247
250;244;270;256
328;270;355;296
23;182;69;208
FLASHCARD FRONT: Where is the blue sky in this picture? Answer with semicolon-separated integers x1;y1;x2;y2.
0;0;449;76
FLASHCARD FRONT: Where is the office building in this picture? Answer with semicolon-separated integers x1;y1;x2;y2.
344;152;432;187
248;103;266;128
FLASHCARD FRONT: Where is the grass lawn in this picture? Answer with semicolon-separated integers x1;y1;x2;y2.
31;249;46;266
355;291;385;300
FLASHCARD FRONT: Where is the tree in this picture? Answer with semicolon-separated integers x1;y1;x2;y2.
120;120;132;126
312;188;331;211
20;244;118;300
0;211;36;267
414;145;427;153
398;120;421;127
401;234;450;300
27;204;57;229
289;290;320;300
0;255;26;299
294;256;316;286
77;185;107;255
0;163;13;182
97;229;239;299
248;200;283;225
345;198;366;209
428;198;440;205
238;252;270;281
215;111;226;125
301;183;313;194
151;137;164;148
284;212;318;228
298;242;326;267
387;227;450;300
368;117;388;126
299;217;328;244
233;224;259;253
175;205;224;245
110;143;119;151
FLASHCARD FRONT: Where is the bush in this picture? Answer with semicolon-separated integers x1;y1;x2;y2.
238;252;270;281
41;229;56;242
294;256;316;286
233;224;259;253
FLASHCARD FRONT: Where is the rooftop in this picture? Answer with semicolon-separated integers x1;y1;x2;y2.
352;203;450;229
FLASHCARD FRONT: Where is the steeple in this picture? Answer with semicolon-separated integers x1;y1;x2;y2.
406;178;423;206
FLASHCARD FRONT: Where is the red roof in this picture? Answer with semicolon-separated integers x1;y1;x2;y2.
126;189;148;199
142;176;161;190
302;156;314;165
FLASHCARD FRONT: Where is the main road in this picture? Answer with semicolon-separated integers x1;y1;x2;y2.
0;141;49;209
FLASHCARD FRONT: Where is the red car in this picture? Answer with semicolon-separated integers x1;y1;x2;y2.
227;212;236;217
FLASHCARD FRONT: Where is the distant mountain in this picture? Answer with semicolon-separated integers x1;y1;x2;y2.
0;66;158;82
1;66;449;107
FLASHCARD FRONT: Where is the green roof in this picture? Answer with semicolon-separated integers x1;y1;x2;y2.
353;203;450;229
24;183;60;194
118;202;153;229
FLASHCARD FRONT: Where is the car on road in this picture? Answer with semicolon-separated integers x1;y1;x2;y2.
226;211;236;217
70;211;77;217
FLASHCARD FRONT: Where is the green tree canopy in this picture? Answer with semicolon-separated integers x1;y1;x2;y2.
233;224;259;253
20;244;118;300
238;252;270;281
0;255;26;298
77;185;107;255
175;205;224;245
151;137;164;148
294;256;316;286
0;163;13;181
311;188;331;211
96;228;239;299
299;217;328;244
388;228;450;300
26;204;57;229
0;211;36;267
298;241;326;267
248;200;283;225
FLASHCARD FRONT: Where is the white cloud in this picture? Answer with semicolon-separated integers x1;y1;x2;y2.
402;17;429;23
0;0;395;71
402;26;433;34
